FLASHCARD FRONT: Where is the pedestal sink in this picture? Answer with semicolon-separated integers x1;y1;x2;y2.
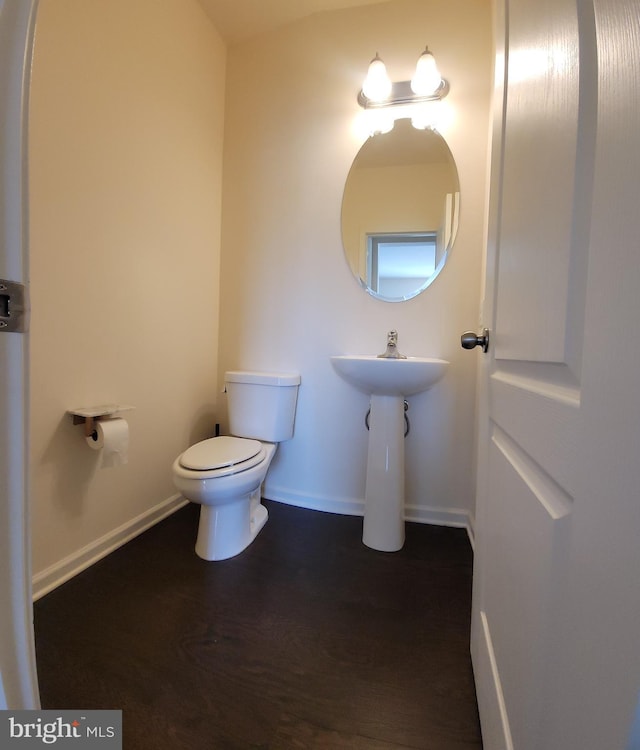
330;355;449;552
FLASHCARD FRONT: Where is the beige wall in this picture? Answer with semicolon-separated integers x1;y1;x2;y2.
29;0;226;588
219;0;492;527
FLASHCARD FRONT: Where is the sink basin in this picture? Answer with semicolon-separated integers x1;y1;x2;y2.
330;355;449;397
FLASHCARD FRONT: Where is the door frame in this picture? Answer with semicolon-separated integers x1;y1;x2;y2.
0;0;40;710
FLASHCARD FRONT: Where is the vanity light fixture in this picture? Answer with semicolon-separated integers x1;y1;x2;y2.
358;46;449;111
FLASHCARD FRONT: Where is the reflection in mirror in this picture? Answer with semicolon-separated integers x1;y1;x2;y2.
368;231;436;298
341;118;459;302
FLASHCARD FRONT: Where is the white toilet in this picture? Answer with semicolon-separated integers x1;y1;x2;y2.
172;371;300;561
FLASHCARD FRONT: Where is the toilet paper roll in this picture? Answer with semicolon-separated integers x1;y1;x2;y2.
86;418;129;468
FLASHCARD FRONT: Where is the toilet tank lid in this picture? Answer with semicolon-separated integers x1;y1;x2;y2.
224;371;301;386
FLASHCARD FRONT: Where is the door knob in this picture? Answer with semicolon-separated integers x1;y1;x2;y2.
461;328;490;353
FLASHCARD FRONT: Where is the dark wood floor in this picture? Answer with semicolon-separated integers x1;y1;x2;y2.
34;500;482;749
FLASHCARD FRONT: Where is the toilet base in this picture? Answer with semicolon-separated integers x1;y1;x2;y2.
195;489;268;561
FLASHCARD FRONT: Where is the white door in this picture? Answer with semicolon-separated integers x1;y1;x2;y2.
470;0;640;748
0;0;40;709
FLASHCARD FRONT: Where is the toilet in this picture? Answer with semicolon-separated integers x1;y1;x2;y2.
172;370;300;561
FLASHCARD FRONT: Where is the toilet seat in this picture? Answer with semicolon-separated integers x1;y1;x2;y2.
179;436;266;478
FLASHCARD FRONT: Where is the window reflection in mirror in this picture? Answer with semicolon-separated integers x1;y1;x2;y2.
368;232;437;300
341;119;459;302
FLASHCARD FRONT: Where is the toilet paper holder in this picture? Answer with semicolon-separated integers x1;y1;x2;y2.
68;404;134;437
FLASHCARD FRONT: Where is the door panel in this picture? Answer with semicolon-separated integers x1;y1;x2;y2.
495;0;583;364
490;376;579;496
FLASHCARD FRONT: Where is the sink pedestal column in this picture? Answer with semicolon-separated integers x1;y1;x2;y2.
363;394;405;551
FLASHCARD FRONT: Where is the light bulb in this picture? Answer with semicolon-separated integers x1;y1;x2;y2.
362;53;392;102
411;47;442;96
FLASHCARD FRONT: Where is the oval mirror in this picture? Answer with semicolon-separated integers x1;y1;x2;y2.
341;118;459;302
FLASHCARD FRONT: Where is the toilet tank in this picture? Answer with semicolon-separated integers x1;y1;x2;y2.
224;371;301;442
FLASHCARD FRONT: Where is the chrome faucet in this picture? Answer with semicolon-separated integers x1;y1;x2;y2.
377;330;407;359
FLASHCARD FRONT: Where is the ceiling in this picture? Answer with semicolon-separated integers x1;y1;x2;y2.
197;0;391;44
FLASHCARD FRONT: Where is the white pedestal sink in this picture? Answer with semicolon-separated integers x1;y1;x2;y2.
330;355;449;552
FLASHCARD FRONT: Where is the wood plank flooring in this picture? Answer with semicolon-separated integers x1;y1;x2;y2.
34;500;483;749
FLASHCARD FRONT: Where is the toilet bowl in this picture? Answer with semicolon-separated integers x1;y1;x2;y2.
173;436;277;561
172;371;300;561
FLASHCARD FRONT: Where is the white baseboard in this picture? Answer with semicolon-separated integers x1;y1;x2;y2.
264;485;365;517
32;494;188;601
265;485;475;541
466;513;476;551
405;502;470;529
407;503;476;550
